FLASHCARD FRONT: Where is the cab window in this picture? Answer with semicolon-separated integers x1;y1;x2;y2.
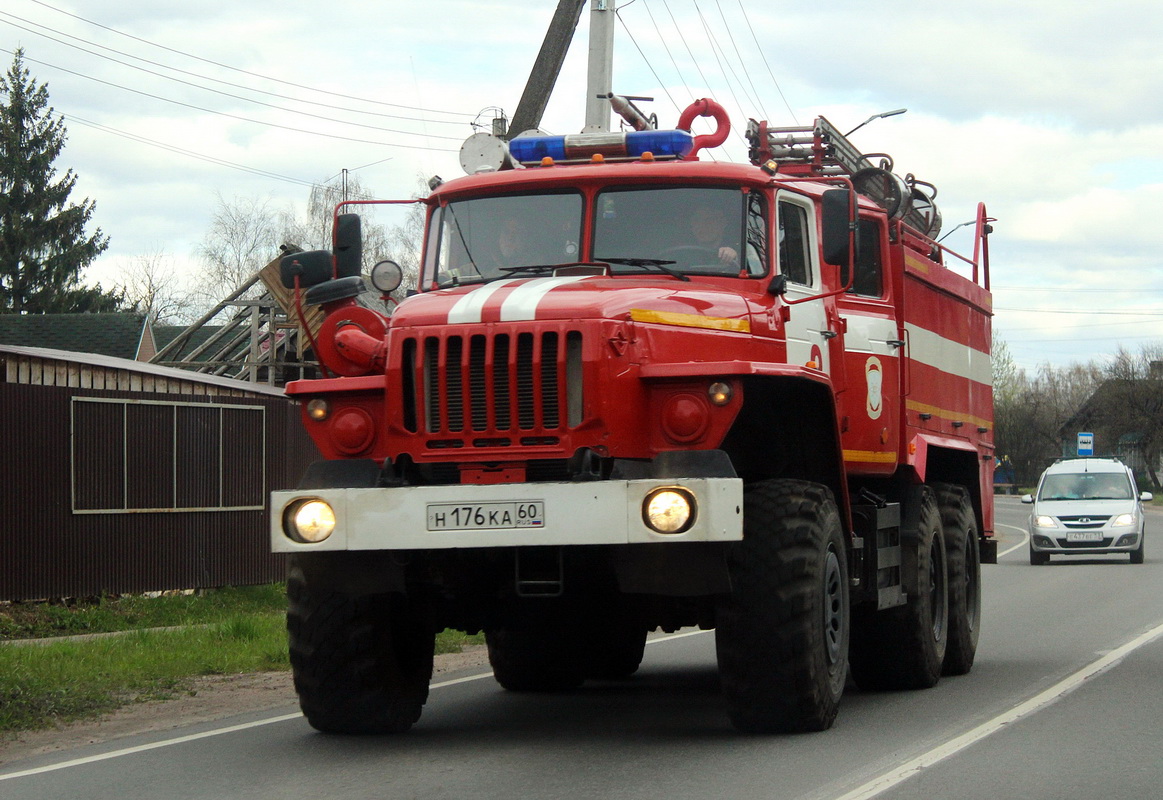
841;218;884;297
777;200;811;286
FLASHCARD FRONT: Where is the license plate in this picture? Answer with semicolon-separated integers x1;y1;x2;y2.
426;501;545;531
1066;531;1104;542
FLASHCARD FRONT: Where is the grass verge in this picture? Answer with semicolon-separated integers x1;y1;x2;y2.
0;585;484;735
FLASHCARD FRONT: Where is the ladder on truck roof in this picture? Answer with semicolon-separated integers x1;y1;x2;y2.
746;116;942;240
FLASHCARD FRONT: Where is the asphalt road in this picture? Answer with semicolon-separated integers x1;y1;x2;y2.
3;496;1162;799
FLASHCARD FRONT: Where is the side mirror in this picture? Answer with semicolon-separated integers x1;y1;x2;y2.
334;213;363;279
280;250;334;289
1020;494;1034;504
1141;492;1154;502
767;273;787;296
821;189;852;267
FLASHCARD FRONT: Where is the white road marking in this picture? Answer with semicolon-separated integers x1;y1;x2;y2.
995;522;1029;558
0;630;707;781
832;619;1163;800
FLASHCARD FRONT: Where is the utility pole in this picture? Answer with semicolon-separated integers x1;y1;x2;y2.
506;0;587;139
583;0;616;132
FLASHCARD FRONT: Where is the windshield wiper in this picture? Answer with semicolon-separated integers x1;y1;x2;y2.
496;264;565;277
596;257;690;282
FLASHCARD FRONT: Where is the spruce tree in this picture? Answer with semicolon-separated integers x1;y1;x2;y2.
0;48;121;314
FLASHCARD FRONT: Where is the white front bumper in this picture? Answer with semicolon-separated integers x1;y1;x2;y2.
272;478;743;553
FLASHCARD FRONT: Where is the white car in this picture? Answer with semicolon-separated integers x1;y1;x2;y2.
1023;458;1152;565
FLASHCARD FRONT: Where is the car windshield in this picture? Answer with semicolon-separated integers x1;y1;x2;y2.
426;192;583;286
593;186;766;277
1038;472;1133;501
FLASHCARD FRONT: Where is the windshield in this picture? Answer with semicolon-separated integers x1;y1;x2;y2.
1038;472;1133;501
593;186;766;277
427;192;583;286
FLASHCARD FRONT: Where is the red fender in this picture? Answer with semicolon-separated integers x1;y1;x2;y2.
676;98;731;158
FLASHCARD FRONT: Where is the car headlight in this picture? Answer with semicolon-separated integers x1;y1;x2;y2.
1112;512;1136;527
285;499;336;543
1034;515;1058;529
643;488;696;534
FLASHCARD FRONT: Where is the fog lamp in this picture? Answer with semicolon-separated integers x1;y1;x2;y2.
643;488;696;534
307;399;330;421
708;381;733;406
1115;534;1139;547
287;499;336;543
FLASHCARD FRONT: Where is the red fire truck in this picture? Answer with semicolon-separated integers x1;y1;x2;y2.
271;97;996;735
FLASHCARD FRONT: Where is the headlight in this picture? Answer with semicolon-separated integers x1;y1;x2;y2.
1034;515;1058;529
643;488;696;534
1112;512;1136;527
286;499;336;543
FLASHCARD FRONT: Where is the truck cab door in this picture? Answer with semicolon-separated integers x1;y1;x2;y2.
777;194;832;374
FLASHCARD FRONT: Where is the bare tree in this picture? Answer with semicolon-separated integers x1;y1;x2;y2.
112;247;191;325
194;193;286;310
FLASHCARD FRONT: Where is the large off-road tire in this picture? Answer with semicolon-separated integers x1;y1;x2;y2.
486;622;585;691
287;568;434;734
850;486;948;691
936;484;981;676
715;479;849;733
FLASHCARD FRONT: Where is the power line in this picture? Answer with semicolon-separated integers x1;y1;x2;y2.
0;11;471;128
62;113;319;187
737;0;797;123
26;0;476;119
3;48;459;152
0;22;464;141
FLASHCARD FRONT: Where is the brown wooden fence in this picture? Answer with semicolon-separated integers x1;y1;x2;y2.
0;345;318;601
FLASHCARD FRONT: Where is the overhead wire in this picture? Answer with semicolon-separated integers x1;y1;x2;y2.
691;0;753;151
62;113;319;187
26;0;475;119
0;21;464;141
0;11;471;127
2;48;459;152
715;0;767;120
737;0;797;123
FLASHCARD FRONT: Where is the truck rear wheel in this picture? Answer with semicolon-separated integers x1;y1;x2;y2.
486;622;585;691
937;484;981;675
715;479;849;733
850;486;948;690
287;569;434;734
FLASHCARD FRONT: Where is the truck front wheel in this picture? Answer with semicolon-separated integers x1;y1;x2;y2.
715;479;849;733
287;568;434;734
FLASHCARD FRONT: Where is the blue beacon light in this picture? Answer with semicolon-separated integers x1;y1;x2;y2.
507;129;694;163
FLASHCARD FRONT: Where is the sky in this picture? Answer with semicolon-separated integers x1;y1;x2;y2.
2;0;1161;371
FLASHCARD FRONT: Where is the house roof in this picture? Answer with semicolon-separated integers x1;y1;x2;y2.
0;313;148;360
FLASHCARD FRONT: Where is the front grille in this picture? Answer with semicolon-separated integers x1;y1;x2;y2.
1059;515;1111;529
400;329;583;438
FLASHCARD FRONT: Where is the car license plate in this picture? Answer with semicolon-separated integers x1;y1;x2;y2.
427;501;545;531
1066;531;1104;542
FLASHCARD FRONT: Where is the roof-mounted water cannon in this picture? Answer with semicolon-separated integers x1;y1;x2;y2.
608;94;657;131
